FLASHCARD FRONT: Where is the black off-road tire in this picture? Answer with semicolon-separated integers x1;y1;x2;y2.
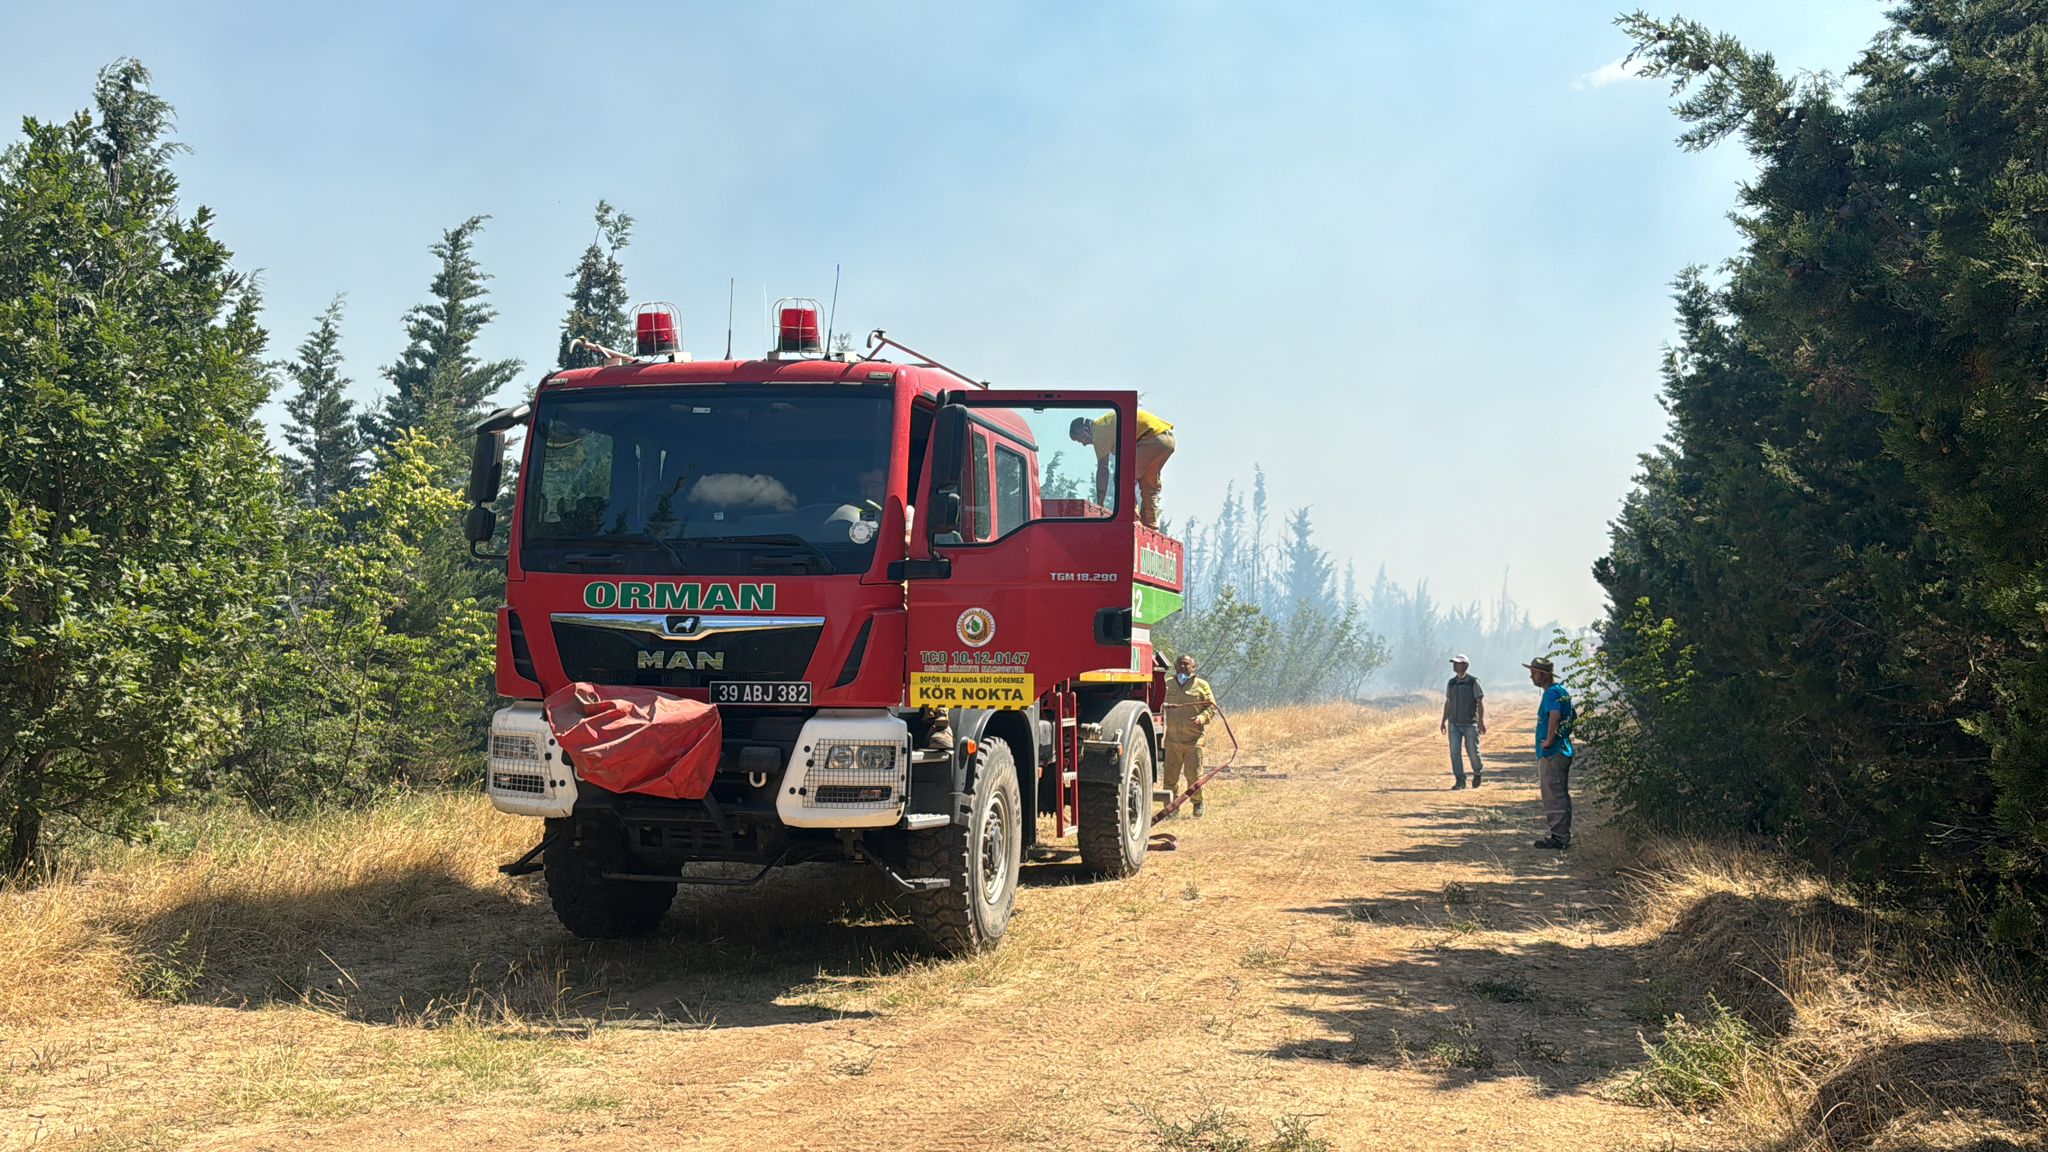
543;817;676;939
1078;730;1152;878
906;739;1022;955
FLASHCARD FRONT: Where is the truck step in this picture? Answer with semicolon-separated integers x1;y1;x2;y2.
867;855;951;893
910;749;952;765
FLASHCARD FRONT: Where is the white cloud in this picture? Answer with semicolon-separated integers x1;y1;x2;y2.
1573;55;1647;91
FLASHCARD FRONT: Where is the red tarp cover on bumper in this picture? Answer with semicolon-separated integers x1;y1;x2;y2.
543;682;723;800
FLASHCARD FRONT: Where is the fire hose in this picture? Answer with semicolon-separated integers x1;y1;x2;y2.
1149;694;1258;850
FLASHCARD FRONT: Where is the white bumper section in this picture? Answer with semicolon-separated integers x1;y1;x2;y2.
775;710;910;829
485;702;578;818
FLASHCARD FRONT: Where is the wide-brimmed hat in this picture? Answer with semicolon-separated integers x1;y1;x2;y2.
1522;656;1557;674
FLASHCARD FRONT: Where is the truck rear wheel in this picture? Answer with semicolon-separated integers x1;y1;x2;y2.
543;817;676;939
1079;729;1152;878
906;739;1021;955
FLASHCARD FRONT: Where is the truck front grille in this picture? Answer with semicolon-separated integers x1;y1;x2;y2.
551;613;824;690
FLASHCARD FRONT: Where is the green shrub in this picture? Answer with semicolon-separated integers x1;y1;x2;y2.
1617;1000;1759;1110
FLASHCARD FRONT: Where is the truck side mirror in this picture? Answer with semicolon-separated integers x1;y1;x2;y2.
467;430;506;506
924;404;969;539
463;504;497;545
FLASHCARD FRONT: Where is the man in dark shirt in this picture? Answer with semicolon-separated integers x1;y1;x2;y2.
1440;655;1485;789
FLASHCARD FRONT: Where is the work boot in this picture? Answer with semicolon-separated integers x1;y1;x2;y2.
927;725;954;752
1451;779;1467;790
1531;837;1568;850
1192;796;1204;818
1472;775;1483;788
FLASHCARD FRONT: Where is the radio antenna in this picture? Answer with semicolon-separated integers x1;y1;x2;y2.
724;277;734;359
825;264;841;358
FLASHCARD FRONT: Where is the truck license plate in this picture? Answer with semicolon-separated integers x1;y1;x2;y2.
712;681;812;706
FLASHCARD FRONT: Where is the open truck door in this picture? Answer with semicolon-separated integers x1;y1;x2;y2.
902;390;1139;710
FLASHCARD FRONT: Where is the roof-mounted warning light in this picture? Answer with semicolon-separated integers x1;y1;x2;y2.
633;302;689;361
771;297;823;359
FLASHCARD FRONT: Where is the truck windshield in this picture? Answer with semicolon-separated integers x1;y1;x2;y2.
520;385;892;576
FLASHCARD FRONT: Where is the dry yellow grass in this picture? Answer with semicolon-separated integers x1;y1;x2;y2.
0;794;535;1027
1605;838;2046;1150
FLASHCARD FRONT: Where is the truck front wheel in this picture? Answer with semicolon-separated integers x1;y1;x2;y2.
906;739;1022;954
1079;729;1152;878
543;817;676;939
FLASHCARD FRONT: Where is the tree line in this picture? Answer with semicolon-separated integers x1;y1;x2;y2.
0;61;634;869
1571;3;2047;967
1158;466;1558;707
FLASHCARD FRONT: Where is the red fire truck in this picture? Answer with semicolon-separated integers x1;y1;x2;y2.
464;300;1187;953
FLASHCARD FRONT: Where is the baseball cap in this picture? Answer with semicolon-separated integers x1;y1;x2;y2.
1448;654;1470;665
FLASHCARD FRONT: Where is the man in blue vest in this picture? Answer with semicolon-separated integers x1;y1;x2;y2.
1525;656;1574;850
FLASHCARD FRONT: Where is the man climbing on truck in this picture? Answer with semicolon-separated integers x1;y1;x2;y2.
1069;408;1175;528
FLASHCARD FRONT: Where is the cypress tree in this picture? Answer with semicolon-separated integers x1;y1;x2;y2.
279;297;364;505
1588;3;2048;958
366;215;521;453
557;200;633;369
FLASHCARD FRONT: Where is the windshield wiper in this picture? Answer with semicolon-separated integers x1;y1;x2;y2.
562;551;626;571
685;534;836;574
610;532;691;571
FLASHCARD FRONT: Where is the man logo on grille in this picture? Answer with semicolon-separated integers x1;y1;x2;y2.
957;607;995;648
666;615;702;636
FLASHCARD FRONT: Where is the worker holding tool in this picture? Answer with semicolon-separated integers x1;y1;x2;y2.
1068;408;1175;529
1163;652;1217;817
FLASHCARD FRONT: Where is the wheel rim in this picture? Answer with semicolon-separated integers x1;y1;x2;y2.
1123;753;1146;849
979;789;1012;905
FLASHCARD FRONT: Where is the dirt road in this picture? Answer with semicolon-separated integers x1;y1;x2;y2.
9;702;1688;1150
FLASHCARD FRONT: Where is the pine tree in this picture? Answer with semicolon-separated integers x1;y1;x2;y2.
0;60;283;869
557;200;632;369
1249;466;1270;604
366;215;522;453
1281;507;1334;612
279;297;364;505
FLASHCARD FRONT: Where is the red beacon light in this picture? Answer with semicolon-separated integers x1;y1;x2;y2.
772;297;824;358
632;302;688;360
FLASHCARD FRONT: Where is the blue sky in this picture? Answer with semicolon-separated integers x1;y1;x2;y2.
0;1;1893;628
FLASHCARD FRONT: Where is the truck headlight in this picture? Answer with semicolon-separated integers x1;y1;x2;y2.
857;745;897;772
491;732;543;767
487;727;548;797
824;745;856;772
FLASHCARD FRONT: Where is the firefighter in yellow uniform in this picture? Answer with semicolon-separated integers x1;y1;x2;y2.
1163;652;1216;817
1068;409;1176;529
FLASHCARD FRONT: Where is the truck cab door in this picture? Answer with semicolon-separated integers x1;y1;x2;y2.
904;390;1139;711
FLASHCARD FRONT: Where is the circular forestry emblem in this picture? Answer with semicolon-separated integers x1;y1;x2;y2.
956;607;996;648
